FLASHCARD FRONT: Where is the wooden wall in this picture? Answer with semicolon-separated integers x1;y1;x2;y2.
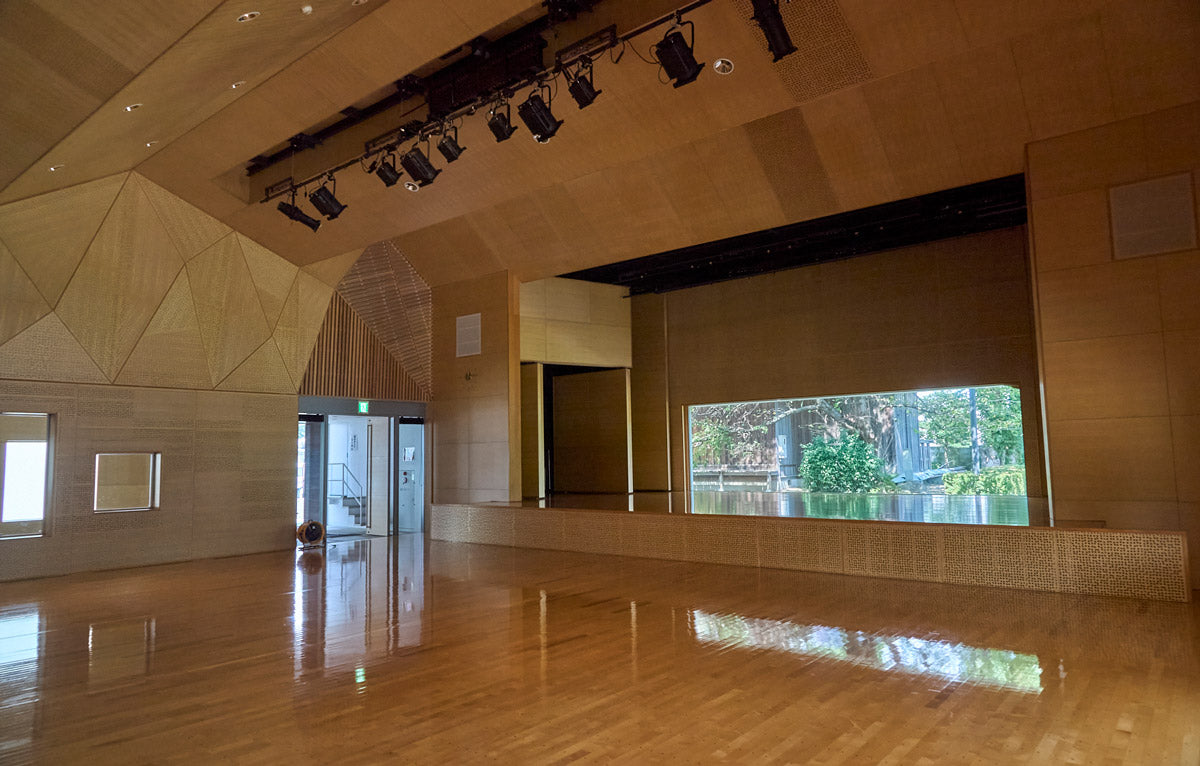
0;380;295;582
630;294;671;491
629;227;1047;518
519;278;631;367
0;173;353;577
1027;100;1200;586
430;271;521;504
300;292;428;401
552;368;632;494
520;363;544;498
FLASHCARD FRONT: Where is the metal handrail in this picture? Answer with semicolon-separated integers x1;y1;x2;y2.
327;462;364;501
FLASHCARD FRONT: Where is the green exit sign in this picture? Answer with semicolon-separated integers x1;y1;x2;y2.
357;401;369;414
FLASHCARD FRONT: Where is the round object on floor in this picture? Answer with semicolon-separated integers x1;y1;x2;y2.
296;520;325;546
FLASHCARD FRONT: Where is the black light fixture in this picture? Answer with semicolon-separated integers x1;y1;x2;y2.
487;101;518;142
277;194;321;232
308;175;347;220
749;0;796;61
655;20;704;88
374;151;402;187
436;124;466;162
517;86;563;143
399;143;440;189
566;60;602;109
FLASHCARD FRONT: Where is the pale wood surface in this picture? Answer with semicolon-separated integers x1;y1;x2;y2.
1;535;1197;764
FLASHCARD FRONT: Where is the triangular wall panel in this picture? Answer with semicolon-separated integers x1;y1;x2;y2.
0;238;51;347
273;271;334;387
54;178;184;380
187;234;271;386
134;173;231;260
0;172;127;306
216;338;296;394
0;314;108;384
238;233;298;330
302;248;363;288
115;270;213;389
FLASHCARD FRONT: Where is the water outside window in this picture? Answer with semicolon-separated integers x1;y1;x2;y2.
687;386;1029;526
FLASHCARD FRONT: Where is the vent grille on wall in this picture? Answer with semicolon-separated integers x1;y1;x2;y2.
1109;172;1197;260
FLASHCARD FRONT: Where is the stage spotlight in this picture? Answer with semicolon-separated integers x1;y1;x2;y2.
488;102;518;142
374;153;402;187
277;200;321;232
517;91;563;143
399;145;440;187
567;62;601;109
437;126;466;162
655;26;704;88
750;0;796;61
308;177;347;220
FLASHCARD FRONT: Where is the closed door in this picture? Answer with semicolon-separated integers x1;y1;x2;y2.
394;422;424;532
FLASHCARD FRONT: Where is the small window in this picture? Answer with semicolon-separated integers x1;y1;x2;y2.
94;453;161;512
1;413;51;538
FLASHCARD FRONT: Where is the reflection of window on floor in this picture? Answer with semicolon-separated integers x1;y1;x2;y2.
692;610;1043;693
687;387;1028;526
1;413;50;539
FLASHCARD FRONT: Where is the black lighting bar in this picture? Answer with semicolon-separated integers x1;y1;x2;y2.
258;0;719;207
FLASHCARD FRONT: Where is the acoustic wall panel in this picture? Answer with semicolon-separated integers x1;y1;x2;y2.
187;233;271;385
0;238;50;346
134;173;230;261
238;233;298;330
0;313;108;383
217;338;295;394
114;270;212;389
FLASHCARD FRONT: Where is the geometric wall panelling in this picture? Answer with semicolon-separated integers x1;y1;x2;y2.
0;237;51;346
133;172;230;261
337;239;433;395
272;270;334;388
186;233;271;385
301;247;363;288
216;337;296;394
0;313;109;384
113;269;213;390
0;172;126;305
729;0;871;102
54;176;183;380
1109;172;1197;260
300;293;428;401
237;233;298;330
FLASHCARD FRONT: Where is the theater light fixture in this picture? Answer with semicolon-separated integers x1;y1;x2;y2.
399;143;440;188
436;125;466;162
308;175;347;220
517;87;563;143
277;194;321;232
566;60;602;109
487;101;518;142
749;0;796;61
374;152;402;187
655;20;703;88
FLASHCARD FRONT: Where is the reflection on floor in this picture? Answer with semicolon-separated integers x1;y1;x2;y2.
1;536;1197;763
513;490;1030;525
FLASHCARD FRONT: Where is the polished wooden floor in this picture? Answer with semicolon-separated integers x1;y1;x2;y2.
1;536;1198;765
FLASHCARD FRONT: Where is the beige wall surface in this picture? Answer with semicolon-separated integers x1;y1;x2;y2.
642;227;1046;511
552;368;633;494
1027;100;1200;586
630;294;671;490
0;380;296;582
520;363;544;498
430;270;521;504
519;277;631;367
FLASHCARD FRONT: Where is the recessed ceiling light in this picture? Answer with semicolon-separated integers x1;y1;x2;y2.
123;103;143;112
48;164;65;172
403;180;420;192
145;140;158;147
301;5;313;15
231;80;246;89
351;0;368;5
714;58;734;75
236;11;260;22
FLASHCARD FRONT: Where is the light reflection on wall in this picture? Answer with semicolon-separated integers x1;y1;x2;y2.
692;610;1043;693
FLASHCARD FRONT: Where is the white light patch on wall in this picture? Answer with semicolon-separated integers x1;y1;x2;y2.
456;313;482;357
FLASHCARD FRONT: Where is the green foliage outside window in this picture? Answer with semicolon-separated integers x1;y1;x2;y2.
798;433;889;493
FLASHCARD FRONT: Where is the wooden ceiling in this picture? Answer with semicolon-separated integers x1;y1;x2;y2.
2;0;1197;285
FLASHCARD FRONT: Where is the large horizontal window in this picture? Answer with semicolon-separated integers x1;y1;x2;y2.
687;387;1028;526
0;413;51;538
